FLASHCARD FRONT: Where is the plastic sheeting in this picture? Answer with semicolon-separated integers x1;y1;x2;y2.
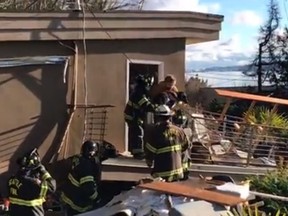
77;187;194;216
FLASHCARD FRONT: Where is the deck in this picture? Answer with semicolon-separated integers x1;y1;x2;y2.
101;156;275;182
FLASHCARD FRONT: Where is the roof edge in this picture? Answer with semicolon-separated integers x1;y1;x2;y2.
0;10;224;21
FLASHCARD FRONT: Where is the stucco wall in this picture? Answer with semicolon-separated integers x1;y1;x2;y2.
0;38;186;190
67;38;186;155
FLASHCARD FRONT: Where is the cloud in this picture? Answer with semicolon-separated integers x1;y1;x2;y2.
231;10;263;27
143;0;221;14
142;0;260;70
186;34;258;70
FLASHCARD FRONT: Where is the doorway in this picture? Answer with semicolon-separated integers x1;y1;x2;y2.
124;59;164;153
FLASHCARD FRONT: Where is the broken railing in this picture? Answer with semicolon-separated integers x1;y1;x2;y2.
177;104;288;167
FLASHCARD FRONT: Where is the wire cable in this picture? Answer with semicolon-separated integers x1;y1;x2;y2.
84;1;133;63
82;0;89;142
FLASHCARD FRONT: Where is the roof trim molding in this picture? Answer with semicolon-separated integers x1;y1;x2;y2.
0;11;223;43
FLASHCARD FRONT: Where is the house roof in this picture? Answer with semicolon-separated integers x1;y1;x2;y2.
0;10;223;44
215;89;288;106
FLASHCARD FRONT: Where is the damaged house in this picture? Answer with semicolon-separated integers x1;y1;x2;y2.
0;10;223;190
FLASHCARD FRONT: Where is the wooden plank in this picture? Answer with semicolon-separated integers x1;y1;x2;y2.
138;181;245;206
215;89;288;106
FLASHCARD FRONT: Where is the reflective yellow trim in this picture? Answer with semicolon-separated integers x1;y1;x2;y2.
42;172;51;181
9;197;45;207
146;144;182;154
182;162;190;169
80;176;94;184
69;173;95;187
152;167;183;178
124;114;133;121
146;143;157;153
138;97;148;106
68;173;80;187
128;100;140;109
132;149;144;154
89;190;98;200
60;192;92;213
127;100;133;106
156;144;182;154
40;181;48;198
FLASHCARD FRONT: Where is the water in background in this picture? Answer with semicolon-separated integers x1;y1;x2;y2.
185;71;270;87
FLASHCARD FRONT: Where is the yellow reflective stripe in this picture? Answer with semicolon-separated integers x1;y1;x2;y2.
61;192;92;213
146;143;157;153
68;173;80;187
9;197;45;207
80;176;94;184
153;167;183;178
156;144;182;154
132;149;144;154
89;190;98;200
69;173;95;186
182;162;189;169
42;172;51;181
128;100;140;109
124;114;133;121
138;97;148;106
40;181;48;198
127;100;133;106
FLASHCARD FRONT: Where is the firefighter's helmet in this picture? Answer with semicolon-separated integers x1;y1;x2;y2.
17;148;41;170
81;140;99;158
177;91;188;103
135;74;154;87
173;110;187;126
154;104;174;116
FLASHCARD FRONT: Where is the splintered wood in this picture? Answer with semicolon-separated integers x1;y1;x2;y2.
138;181;245;206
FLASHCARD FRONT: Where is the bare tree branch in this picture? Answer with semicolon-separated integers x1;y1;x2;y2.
0;0;147;11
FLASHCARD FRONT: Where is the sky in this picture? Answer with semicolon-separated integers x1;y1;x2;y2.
143;0;288;70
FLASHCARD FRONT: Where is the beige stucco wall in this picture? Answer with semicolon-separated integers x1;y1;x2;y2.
67;38;186;155
0;38;185;193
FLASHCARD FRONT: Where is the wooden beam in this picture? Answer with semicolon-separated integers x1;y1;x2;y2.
219;98;231;120
138;181;245;206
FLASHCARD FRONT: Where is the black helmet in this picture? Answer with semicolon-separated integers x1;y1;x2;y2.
135;75;154;88
81;140;98;158
172;110;187;127
17;148;41;170
177;91;188;103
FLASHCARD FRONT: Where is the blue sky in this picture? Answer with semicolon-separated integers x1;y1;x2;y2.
143;0;287;70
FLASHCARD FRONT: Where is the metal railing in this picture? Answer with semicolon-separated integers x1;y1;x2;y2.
73;104;114;144
175;103;288;168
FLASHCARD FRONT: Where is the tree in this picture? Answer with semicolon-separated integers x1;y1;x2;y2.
185;74;210;107
0;0;146;12
245;0;282;92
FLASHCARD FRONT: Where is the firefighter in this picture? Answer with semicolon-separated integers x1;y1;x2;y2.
144;105;190;182
172;109;191;180
124;74;156;159
20;148;55;188
8;149;56;216
60;140;101;216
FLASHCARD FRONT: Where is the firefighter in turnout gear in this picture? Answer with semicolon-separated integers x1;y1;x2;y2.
8;148;56;216
144;105;190;182
61;140;101;216
124;74;156;159
172;109;191;180
18;148;56;187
